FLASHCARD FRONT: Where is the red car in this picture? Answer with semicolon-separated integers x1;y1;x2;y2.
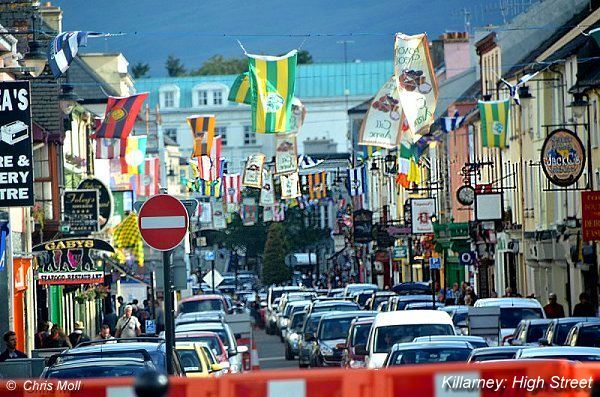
175;331;230;370
178;294;230;314
339;317;374;369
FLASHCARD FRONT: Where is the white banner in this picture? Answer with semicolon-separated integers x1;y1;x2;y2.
410;198;435;234
358;76;404;148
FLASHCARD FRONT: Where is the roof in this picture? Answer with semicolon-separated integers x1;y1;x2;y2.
373;310;453;326
551;317;600;324
517;346;600;358
474;298;544;309
135;60;393;108
390;341;473;351
320;311;377;320
68;57;120;102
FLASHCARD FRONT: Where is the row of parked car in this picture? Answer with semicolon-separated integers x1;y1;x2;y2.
264;283;600;369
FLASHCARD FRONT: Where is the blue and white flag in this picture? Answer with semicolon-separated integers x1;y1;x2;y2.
0;222;9;272
441;110;465;133
298;154;324;170
48;31;106;78
347;165;367;197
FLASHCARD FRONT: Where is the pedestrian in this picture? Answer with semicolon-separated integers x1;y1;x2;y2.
573;292;596;317
503;287;514;297
34;320;51;349
135;302;149;334
155;299;165;334
117;296;125;317
43;325;71;349
68;321;91;347
464;295;473;306
116;305;141;338
103;307;118;336
95;324;115;341
543;293;565;319
466;287;478;305
0;331;27;361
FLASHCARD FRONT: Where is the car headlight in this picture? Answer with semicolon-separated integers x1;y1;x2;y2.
281;318;289;328
320;343;333;355
349;360;365;368
289;332;299;341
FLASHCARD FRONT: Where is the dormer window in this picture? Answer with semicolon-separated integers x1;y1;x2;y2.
196;90;208;106
192;83;228;107
213;90;223;105
159;84;180;109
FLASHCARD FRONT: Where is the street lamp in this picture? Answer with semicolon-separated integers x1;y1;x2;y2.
21;14;47;77
569;93;589;121
518;85;534;133
384;154;397;175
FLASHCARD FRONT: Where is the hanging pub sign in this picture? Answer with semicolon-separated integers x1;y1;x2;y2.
410;198;435;234
581;191;600;241
275;133;298;174
353;209;373;243
32;238;115;285
0;81;34;207
62;189;100;235
78;178;113;230
540;128;585;187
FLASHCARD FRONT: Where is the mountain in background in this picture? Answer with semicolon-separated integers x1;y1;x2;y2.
54;0;538;77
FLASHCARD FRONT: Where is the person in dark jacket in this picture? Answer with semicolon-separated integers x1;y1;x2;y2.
543;293;565;319
43;325;71;349
573;292;597;317
34;321;51;349
0;331;27;362
68;321;91;347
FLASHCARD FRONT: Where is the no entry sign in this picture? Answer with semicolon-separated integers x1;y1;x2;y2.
138;194;188;251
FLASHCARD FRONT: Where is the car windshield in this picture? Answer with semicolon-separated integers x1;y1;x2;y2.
388;347;471;365
46;364;147;379
304;316;322;334
176;336;223;356
357;294;371;306
352;323;372;346
319;318;354;340
313;304;358;313
527;323;549;343
196;329;230;348
500;308;544;329
374;297;389;308
179;299;224;314
576;326;600;347
178;349;204;373
291;313;306;331
374;324;455;353
470;352;516;362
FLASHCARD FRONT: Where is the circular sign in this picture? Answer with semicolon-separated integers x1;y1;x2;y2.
77;178;113;230
137;194;189;251
456;185;475;206
541;128;585;187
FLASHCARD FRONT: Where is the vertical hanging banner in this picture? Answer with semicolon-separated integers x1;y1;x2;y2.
199;201;213;230
307;171;327;200
241;198;258;226
228;72;252;105
260;169;276;206
248;50;298;133
358;76;404;148
280;172;301;199
0;81;34;207
223;174;242;204
242;153;266;188
394;33;438;135
289;98;307;132
263;206;274;223
275;133;299;174
212;200;227;230
411;198;436;234
187;115;216;158
478;99;510;149
273;202;286;222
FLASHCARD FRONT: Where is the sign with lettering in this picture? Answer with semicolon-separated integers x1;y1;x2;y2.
78;178;113;231
582;191;600;241
0;81;34;207
353;209;373;243
62;190;100;235
541;128;585;187
358;77;404;149
242;153;265;188
410;198;435;234
32;238;114;285
275;133;298;174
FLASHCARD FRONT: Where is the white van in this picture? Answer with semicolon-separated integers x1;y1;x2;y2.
360;310;455;369
473;298;545;344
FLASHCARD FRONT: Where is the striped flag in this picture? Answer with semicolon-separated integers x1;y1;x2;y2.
298;154;324;170
134;157;160;197
198;179;223;198
396;140;412;189
223;174;242;204
48;31;106;78
187;115;216;158
441;110;465;133
260;170;275;206
273;202;285;222
95;138;125;159
228;72;252;105
122;136;147;174
347;166;367;196
307;171;327;200
198;136;222;181
248;50;298;133
478;99;510;148
95;93;149;139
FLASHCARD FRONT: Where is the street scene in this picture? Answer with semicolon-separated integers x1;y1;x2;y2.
1;0;600;396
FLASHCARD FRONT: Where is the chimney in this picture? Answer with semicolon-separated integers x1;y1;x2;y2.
38;2;63;33
440;31;471;79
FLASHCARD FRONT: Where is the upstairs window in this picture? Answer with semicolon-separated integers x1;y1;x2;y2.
244;126;256;145
196;90;208;106
216;126;227;146
213;90;223;105
159;85;180;109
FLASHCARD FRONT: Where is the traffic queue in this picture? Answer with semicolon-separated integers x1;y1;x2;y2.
265;283;600;368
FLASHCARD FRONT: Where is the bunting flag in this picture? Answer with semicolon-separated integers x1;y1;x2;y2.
478;99;510;148
275;133;298;174
187;115;216;158
212;201;227;230
198;136;223;181
94;93;149;139
48;31;106;78
248;50;298;133
241;203;258;226
441;110;465;133
290;98;307;132
134;157;160;197
298;154;324;170
396;140;413;189
307;171;327;201
394;33;438;135
273;202;286;222
112;213;144;266
122;136;148;174
223;174;242;204
260;170;276;206
347;166;367;196
189;179;222;197
358;76;404;148
242;153;266;188
280;172;301;199
95;138;125;159
228;72;252;105
263;206;274;222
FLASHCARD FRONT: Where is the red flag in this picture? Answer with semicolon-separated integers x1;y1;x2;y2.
198;136;222;181
94;93;149;139
135;157;160;197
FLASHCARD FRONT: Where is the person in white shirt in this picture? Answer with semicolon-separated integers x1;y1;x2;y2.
115;305;141;338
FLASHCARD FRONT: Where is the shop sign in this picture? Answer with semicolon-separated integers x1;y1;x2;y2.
62;189;100;235
78;178;113;230
353;209;373;243
541;128;585;187
410;198;435;234
392;246;407;260
582;191;600;241
33;238;114;285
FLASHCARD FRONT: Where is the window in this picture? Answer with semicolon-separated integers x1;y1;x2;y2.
33;146;54;219
244;126;256;145
163;91;175;108
213;90;223;105
215;126;227;146
159;85;180;109
164;128;177;142
196;90;208;106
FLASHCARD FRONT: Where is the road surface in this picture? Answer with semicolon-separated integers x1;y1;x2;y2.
255;327;298;370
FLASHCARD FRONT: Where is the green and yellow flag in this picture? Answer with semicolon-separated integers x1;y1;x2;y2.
478;99;510;148
248;50;298;134
228;72;252;105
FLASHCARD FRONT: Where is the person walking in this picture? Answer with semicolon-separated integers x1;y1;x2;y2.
573;292;597;317
543;293;565;319
94;324;115;341
103;308;118;336
115;305;141;338
42;325;71;348
34;321;51;349
0;331;27;361
117;296;125;317
68;321;91;347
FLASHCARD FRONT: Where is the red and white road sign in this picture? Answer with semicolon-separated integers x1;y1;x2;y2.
137;194;189;251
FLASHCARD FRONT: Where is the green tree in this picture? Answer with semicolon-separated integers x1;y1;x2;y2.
297;50;313;65
131;62;150;79
262;223;291;286
191;55;247;76
165;55;187;77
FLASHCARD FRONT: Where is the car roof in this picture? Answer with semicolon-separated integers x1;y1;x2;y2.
470;346;525;354
474;298;543;308
345;283;378;289
313;300;358;307
179;294;225;303
175;322;227;332
517;347;600;358
373;310;453;327
287;300;312;307
320;311;377;320
47;356;149;370
69;340;164;353
414;335;486;342
270;286;302;292
574;322;600;328
391;341;473;351
392;295;433;301
352;317;375;325
551;317;600;324
520;319;552;325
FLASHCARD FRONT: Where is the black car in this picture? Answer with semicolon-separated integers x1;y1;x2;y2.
467;346;526;362
365;291;396;311
540;317;600;346
564;322;600;347
508;319;552;346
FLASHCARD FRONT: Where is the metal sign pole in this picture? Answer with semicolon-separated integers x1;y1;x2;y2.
211;259;215;294
163;249;175;375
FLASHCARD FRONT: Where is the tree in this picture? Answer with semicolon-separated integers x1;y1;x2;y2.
190;55;247;76
297;50;313;65
262;223;291;286
165;55;187;77
131;62;150;79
